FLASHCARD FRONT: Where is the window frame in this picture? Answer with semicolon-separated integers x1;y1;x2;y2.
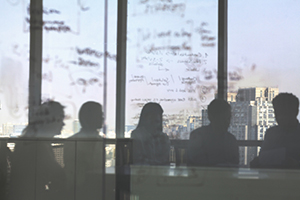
28;0;229;139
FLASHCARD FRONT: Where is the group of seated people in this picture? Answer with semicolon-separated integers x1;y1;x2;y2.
9;101;104;200
2;92;300;199
133;92;300;169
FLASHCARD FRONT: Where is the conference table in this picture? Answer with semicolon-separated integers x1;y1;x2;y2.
128;165;300;200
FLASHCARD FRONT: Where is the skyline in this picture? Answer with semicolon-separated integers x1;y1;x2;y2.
0;86;280;140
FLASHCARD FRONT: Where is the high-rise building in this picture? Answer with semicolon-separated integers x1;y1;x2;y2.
2;123;27;137
186;116;201;133
229;87;278;166
2;123;14;136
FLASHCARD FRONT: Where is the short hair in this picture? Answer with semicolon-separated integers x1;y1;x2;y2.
208;99;231;121
30;101;65;125
272;93;299;116
79;101;103;129
23;101;65;137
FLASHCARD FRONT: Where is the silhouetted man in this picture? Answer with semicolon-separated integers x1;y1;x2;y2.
64;101;104;200
71;101;103;138
188;99;239;167
251;93;300;169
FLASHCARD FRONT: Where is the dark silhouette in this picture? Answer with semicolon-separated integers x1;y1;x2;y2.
9;101;66;200
187;99;239;167
71;101;103;138
64;101;104;200
251;93;300;169
131;102;170;165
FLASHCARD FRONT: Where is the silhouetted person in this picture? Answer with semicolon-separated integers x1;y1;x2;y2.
70;101;103;139
10;101;66;200
188;99;239;167
132;102;170;165
251;93;300;169
64;101;104;200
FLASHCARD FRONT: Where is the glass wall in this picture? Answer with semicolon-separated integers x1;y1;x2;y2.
228;0;300;166
2;1;300;200
0;0;30;137
126;0;218;139
40;0;117;138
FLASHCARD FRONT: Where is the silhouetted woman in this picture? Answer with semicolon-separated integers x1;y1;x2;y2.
131;102;170;165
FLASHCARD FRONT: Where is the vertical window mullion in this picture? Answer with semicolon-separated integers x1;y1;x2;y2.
218;0;228;100
29;0;43;121
115;0;128;139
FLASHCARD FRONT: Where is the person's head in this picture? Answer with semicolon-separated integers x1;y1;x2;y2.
137;102;163;132
272;93;299;128
24;101;65;137
208;99;231;132
79;101;103;131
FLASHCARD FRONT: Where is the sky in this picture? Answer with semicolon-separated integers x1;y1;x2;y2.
0;0;300;137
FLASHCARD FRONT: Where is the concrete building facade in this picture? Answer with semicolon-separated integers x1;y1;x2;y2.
229;87;278;166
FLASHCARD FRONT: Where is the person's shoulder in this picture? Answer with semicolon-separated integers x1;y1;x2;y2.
131;128;139;137
193;125;210;133
264;125;280;139
68;133;79;139
131;127;145;139
160;132;170;140
190;126;210;138
68;131;103;139
267;125;280;133
226;131;238;141
67;131;86;139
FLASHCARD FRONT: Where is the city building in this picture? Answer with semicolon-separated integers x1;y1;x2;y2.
229;87;278;166
2;123;27;137
2;123;14;137
202;109;209;126
186;116;202;133
164;124;188;139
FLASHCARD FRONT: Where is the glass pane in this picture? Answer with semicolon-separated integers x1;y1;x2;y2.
126;0;218;140
228;0;300;167
64;140;105;200
130;166;300;199
9;139;105;200
41;0;117;138
0;0;30;137
9;140;69;200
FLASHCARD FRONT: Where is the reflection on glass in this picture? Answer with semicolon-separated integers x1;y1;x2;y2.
228;0;300;167
64;140;104;200
10;140;67;200
41;0;117;138
7;139;105;200
131;103;170;165
188;99;239;167
0;0;30;138
126;0;218;139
